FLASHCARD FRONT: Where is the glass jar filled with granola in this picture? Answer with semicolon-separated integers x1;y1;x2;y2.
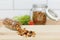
31;4;47;25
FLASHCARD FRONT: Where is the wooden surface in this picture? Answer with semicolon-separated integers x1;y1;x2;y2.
0;20;60;40
46;19;60;25
0;25;60;40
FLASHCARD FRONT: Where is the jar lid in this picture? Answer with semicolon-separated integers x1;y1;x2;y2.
46;8;59;21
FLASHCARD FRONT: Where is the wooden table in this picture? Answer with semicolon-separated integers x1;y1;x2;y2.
0;25;60;40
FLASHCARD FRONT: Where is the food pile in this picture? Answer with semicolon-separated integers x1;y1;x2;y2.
17;28;36;37
3;18;36;37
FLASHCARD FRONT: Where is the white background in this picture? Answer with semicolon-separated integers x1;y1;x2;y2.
0;0;60;19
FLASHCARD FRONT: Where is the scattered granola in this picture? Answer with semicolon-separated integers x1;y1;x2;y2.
3;18;36;37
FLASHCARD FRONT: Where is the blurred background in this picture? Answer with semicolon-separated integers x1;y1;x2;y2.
0;0;60;19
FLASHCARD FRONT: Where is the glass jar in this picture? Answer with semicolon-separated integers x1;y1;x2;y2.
31;4;47;25
31;4;58;25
